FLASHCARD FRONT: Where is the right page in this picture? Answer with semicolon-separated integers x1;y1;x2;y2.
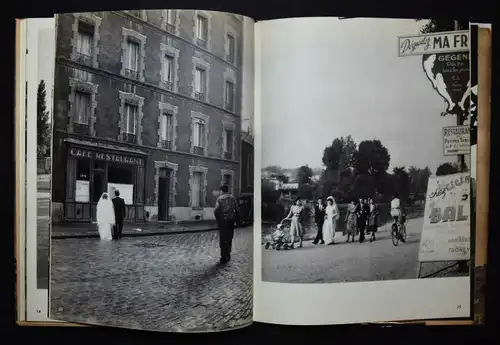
254;17;480;325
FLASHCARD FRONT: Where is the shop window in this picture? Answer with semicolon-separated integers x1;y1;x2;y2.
108;165;134;185
108;164;136;205
76;159;90;181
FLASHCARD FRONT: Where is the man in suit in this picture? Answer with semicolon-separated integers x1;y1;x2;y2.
313;198;326;245
112;190;126;239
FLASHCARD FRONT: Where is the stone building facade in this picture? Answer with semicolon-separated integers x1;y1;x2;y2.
51;10;244;223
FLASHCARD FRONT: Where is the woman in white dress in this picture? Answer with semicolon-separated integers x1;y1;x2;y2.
96;192;115;240
322;196;339;245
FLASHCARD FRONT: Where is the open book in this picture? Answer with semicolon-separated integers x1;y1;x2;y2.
15;11;491;332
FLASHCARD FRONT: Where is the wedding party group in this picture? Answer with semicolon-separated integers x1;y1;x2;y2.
270;193;406;249
95;190;126;241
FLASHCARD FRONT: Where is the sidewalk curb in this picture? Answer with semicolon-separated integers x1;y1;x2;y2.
51;226;219;239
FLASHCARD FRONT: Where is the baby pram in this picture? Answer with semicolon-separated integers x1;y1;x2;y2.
264;219;291;251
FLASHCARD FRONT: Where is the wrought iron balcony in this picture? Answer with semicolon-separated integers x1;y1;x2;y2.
122;132;137;144
74;52;92;66
194;92;205;101
195;38;207;48
124;68;139;80
193;146;205;155
166;23;175;33
73;122;90;135
160;140;172;150
163;80;173;91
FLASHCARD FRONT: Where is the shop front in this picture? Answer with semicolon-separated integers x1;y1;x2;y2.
63;139;147;222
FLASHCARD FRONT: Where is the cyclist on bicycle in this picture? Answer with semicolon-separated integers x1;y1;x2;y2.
390;192;406;237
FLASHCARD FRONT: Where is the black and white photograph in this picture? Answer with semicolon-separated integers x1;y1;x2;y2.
259;17;472;284
48;10;254;332
36;23;55;291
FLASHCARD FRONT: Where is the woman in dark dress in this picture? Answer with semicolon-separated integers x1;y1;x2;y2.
367;198;380;242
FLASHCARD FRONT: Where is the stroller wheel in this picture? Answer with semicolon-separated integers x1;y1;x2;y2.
276;244;281;251
283;243;289;250
264;242;270;249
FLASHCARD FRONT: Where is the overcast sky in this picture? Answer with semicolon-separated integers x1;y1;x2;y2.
259;17;457;174
38;25;55;123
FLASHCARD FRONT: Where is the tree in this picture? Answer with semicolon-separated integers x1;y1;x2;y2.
262;165;283;174
418;19;469;34
392;166;411;200
408;166;432;195
261;179;280;203
275;174;289;183
296;165;313;185
353;140;391;177
37;80;51;158
436;162;460;176
322;135;357;171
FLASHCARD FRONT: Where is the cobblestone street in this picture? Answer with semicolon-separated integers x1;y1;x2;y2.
50;226;253;332
262;217;469;283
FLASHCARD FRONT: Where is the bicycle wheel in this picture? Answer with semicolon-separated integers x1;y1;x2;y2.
391;224;399;246
400;224;407;243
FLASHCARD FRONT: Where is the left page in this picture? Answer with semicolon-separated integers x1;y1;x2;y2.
20;10;255;332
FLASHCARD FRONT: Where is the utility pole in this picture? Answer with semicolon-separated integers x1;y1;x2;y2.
454;20;467;173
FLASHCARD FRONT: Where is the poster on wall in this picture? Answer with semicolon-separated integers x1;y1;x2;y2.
107;183;134;205
418;173;471;262
442;125;470;155
75;180;90;202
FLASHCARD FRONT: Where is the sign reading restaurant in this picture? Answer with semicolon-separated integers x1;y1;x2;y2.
69;148;144;165
443;125;470;156
398;30;469;57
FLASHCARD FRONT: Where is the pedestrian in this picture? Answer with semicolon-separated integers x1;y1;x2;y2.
96;192;115;241
312;198;326;245
354;198;365;243
322;196;339;245
367;198;380;241
344;200;358;243
284;198;304;249
214;185;240;264
112;190;126;240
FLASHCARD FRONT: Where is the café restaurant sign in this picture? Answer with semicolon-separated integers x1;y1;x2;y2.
69;148;144;165
398;30;469;57
418;173;470;262
443;125;470;156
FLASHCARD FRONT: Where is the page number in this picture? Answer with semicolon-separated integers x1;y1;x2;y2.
36;309;41;314
58;307;63;312
456;304;462;309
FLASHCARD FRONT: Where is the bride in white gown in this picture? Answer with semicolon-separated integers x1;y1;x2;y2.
322;196;339;245
96;192;115;240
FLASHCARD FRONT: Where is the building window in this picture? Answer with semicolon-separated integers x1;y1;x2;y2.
192;119;206;155
75;21;94;66
165;10;176;32
125;39;139;80
160;113;173;149
191;171;203;208
223;128;233;160
121;28;146;82
163;55;174;90
226;34;235;64
195;67;206;101
71;13;101;70
224;80;235;111
74;91;91;125
123;103;138;143
223;174;232;192
195;15;208;48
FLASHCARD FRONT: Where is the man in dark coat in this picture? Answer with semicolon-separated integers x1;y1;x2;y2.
214;185;240;263
112;190;126;239
313;198;326;245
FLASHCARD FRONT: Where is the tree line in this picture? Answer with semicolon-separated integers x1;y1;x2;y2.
262;135;464;204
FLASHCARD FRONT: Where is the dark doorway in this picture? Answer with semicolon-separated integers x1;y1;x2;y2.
158;168;170;221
